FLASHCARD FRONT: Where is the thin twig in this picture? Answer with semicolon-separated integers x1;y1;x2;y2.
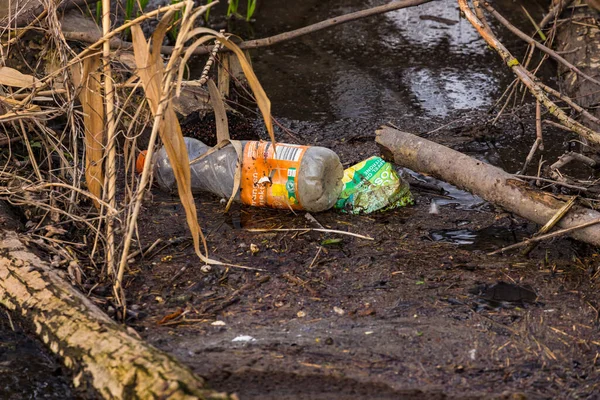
522;196;577;255
482;2;600;87
513;174;589;191
488;218;600;255
539;0;574;29
308;246;323;269
537;81;600;126
550;152;597;171
458;0;600;145
64;0;433;55
535;100;544;149
26;183;117;213
518;138;541;175
102;0;118;279
246;228;374;240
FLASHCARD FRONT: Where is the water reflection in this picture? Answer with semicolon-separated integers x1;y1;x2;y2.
383;2;483;52
250;0;523;122
406;68;498;117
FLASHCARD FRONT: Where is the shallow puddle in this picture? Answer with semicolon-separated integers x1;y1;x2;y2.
428;226;525;251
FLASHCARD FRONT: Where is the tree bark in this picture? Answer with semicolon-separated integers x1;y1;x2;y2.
376;127;600;246
0;227;233;400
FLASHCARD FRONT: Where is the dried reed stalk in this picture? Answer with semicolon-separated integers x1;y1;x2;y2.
102;0;118;278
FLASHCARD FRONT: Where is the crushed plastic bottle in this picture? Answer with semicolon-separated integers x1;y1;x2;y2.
147;137;344;212
334;156;413;214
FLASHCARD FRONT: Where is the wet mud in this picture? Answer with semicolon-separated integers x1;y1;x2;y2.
3;0;600;399
126;0;600;399
0;317;74;399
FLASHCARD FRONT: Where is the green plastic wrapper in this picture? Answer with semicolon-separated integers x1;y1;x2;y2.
334;156;413;214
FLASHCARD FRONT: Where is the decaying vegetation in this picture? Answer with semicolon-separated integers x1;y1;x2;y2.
0;0;277;310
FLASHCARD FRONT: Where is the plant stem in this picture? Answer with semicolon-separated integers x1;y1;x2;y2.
102;0;118;278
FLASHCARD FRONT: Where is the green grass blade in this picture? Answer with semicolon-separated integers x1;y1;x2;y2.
521;5;546;41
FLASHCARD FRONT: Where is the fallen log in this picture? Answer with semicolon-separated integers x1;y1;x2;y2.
0;228;233;400
376;127;600;247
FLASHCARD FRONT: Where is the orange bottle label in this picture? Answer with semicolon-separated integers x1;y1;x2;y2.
240;141;308;209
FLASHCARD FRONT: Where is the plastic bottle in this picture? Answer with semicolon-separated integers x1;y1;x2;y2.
148;137;344;212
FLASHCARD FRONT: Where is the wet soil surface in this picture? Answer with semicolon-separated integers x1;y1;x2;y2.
121;1;600;399
0;316;74;399
3;0;600;398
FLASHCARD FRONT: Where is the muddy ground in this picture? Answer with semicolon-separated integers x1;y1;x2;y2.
119;1;600;398
3;0;600;399
125;142;599;399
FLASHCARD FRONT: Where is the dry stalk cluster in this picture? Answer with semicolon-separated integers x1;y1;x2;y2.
0;0;274;310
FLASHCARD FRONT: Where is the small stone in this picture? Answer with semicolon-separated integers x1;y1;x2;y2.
232;335;256;342
201;265;211;273
297;311;306;318
250;243;259;255
333;306;345;315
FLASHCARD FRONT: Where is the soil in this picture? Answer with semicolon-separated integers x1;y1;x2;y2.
119;1;600;398
3;0;600;399
0;317;74;400
124;164;599;399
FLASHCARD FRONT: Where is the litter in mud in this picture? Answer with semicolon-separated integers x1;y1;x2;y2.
334;156;413;214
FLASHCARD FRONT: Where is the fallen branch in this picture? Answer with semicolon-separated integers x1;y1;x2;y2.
64;0;433;55
376;126;600;246
0;230;233;399
554;3;600;131
482;2;600;87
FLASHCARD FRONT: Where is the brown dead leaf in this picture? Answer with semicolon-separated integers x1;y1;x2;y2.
78;53;105;209
207;78;229;143
131;21;210;260
216;38;275;144
0;67;40;88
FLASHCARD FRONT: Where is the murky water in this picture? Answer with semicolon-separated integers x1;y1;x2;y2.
428;226;525;251
248;0;550;123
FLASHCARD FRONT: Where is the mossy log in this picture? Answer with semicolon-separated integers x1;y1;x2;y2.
376;126;600;246
0;229;233;400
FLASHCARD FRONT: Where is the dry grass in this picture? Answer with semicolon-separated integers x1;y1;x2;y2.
0;0;274;311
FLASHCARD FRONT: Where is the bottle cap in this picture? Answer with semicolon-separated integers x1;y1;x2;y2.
136;150;148;174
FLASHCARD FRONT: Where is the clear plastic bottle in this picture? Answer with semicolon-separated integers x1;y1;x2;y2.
150;137;344;212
